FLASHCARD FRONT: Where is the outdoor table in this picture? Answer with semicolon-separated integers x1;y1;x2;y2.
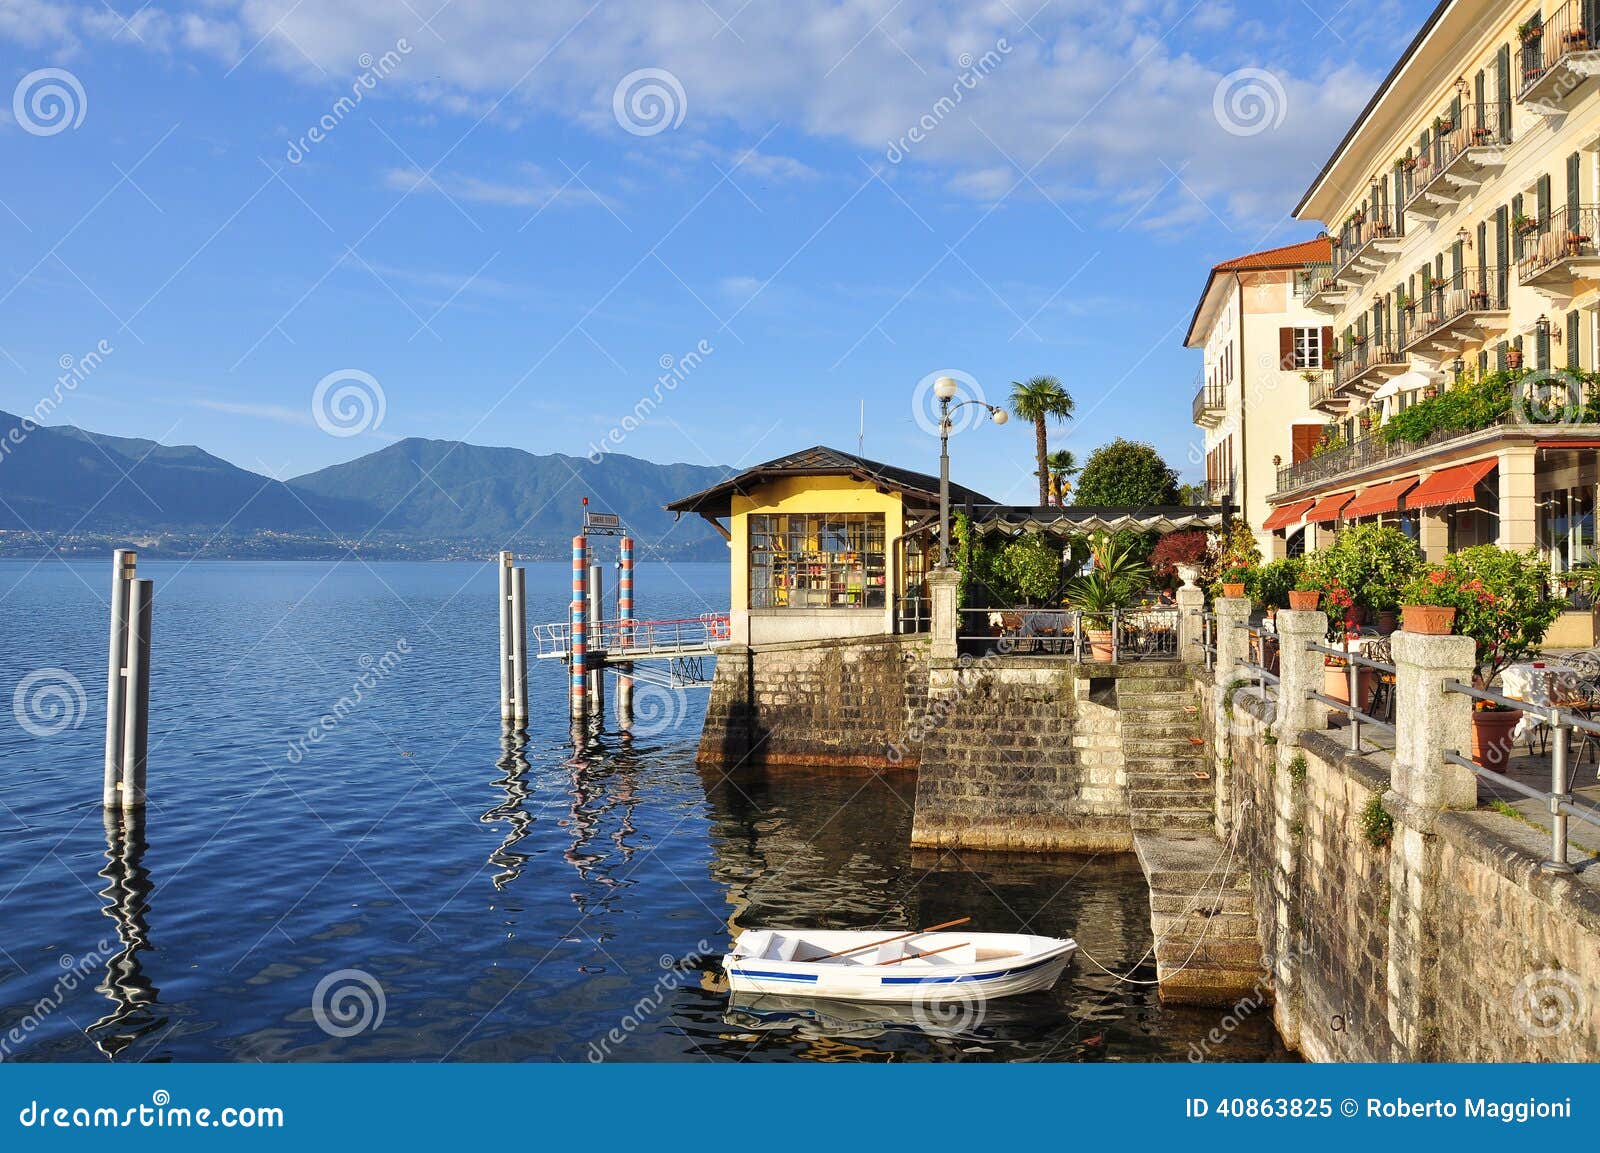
1502;662;1585;747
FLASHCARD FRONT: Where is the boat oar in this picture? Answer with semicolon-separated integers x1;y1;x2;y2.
813;916;972;961
877;942;969;966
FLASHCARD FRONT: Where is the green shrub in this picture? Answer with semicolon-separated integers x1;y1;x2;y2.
1287;752;1307;783
1360;793;1394;849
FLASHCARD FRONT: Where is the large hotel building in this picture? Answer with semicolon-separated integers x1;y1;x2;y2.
1193;0;1600;643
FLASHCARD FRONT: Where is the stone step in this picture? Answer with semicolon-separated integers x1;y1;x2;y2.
1132;831;1252;891
1128;789;1213;811
1119;721;1202;740
1131;814;1216;834
1119;708;1201;725
1152;910;1261;942
1123;737;1209;757
1148;889;1255;917
1125;767;1209;785
1112;691;1198;708
1154;936;1265;968
1116;680;1198;696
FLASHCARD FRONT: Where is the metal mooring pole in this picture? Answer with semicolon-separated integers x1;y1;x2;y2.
588;561;605;719
511;565;529;728
104;550;136;808
498;551;515;725
617;537;634;728
120;578;153;812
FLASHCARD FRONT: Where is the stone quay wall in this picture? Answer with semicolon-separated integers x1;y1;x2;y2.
1203;602;1600;1062
696;634;929;769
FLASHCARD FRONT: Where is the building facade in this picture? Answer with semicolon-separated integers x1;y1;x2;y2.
1186;237;1337;558
1263;0;1600;642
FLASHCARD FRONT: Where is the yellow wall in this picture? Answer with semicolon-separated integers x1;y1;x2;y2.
728;475;906;613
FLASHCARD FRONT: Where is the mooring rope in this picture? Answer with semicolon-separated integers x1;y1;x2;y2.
1074;802;1249;987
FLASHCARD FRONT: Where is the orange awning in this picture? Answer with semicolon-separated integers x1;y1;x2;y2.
1262;499;1314;531
1343;476;1419;519
1409;459;1498;509
1305;491;1355;523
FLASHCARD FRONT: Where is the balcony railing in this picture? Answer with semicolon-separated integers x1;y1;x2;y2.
1402;265;1509;351
1295;262;1347;311
1518;204;1600;284
1332;342;1405;392
1302;368;1338;409
1519;4;1599;107
1331;208;1400;279
1192;374;1225;424
1402;102;1508;218
1273;374;1600;494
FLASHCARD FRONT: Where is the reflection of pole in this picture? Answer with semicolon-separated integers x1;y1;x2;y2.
570;535;588;720
120;579;152;812
588;562;605;720
498;551;514;725
618;537;634;728
93;807;162;1059
104;550;136;808
512;565;529;727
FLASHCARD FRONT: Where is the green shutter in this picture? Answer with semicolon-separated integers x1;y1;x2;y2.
1497;341;1508;371
1569;309;1581;370
1513;193;1525;260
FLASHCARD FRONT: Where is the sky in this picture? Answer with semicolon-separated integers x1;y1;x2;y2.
0;0;1429;506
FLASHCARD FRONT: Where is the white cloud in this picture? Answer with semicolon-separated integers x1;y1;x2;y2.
381;164;615;210
3;0;1383;230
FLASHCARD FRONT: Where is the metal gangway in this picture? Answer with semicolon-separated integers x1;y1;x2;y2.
532;613;730;664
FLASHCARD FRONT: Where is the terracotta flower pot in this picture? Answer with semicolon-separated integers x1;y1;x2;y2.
1323;664;1375;710
1377;610;1398;635
1221;582;1246;599
1402;604;1456;634
1471;708;1522;773
1288;590;1320;611
1086;629;1115;663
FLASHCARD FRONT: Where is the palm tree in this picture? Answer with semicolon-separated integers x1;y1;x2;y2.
1045;449;1078;506
1010;376;1075;505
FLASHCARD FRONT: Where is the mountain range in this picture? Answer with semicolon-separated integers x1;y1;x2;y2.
0;409;731;559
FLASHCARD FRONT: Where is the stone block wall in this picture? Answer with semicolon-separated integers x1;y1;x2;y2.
1203;673;1600;1062
696;634;928;769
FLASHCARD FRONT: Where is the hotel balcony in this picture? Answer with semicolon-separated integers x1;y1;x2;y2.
1518;205;1600;293
1192;373;1225;427
1518;5;1600;112
1400;266;1510;358
1330;209;1402;285
1401;103;1508;221
1330;341;1407;400
1303;368;1346;415
1294;263;1349;314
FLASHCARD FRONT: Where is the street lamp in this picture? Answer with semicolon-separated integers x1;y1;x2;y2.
933;375;1008;570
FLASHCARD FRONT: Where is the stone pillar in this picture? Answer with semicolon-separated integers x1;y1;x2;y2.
928;569;960;661
1417;507;1450;563
1272;608;1329;743
1175;565;1205;664
1496;445;1537;552
1385;628;1478;1060
1212;595;1250;690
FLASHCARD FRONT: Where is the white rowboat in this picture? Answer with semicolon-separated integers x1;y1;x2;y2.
722;929;1077;1002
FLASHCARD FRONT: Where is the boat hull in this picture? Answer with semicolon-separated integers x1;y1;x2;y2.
722;930;1076;1003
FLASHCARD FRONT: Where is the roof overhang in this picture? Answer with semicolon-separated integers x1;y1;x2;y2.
970;504;1228;535
1294;0;1459;220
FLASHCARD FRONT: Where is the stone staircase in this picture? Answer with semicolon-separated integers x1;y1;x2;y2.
1120;672;1267;1006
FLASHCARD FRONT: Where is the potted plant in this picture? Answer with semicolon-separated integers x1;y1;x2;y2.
1316;523;1426;633
1513;212;1538;237
1399;568;1459;634
1064;533;1152;662
1507;345;1525;369
1288;570;1321;611
1406;547;1564;771
1255;556;1302;614
1218;564;1251;600
1518;19;1541;42
1433;114;1454;134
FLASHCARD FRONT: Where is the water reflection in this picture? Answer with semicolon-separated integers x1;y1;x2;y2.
483;730;534;891
90;808;166;1060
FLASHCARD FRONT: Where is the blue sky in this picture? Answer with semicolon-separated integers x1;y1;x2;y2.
1;0;1427;505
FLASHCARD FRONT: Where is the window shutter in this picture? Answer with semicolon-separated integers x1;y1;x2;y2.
1537;175;1552;233
1513;193;1525;260
1321;326;1333;360
1497;341;1508;371
1478;350;1490;378
1291;424;1321;464
1568;152;1582;230
1279;326;1294;369
1569;309;1581;370
1497;45;1512;143
1537;323;1551;371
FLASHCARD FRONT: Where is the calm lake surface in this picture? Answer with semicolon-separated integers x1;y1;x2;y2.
0;559;1288;1062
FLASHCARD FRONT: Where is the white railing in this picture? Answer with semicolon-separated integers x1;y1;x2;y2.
532;613;731;659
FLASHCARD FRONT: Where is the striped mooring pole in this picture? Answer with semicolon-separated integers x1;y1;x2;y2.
570;535;588;720
617;536;634;726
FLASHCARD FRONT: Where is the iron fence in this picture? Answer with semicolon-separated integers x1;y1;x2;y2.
957;606;1180;661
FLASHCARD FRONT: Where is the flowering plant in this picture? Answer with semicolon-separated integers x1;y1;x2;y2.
1401;547;1563;687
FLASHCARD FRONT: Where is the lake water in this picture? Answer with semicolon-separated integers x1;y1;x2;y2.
0;559;1288;1062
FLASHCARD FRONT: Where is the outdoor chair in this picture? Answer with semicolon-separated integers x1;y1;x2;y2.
1365;638;1395;724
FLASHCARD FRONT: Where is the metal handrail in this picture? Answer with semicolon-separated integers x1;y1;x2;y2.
1442;678;1600;872
1304;640;1395;752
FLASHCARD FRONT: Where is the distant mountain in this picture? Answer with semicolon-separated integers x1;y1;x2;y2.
0;410;731;559
287;438;728;551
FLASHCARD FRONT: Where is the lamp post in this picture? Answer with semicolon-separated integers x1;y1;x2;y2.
933;376;1008;570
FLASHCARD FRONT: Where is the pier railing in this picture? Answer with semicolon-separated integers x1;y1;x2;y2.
1306;640;1396;755
532;614;730;659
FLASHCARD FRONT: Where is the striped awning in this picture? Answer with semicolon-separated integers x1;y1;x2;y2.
1262;499;1314;531
1409;459;1497;509
1305;491;1355;523
1343;476;1419;519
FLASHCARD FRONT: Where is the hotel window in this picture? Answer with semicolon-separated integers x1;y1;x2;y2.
1279;327;1324;369
748;513;887;609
